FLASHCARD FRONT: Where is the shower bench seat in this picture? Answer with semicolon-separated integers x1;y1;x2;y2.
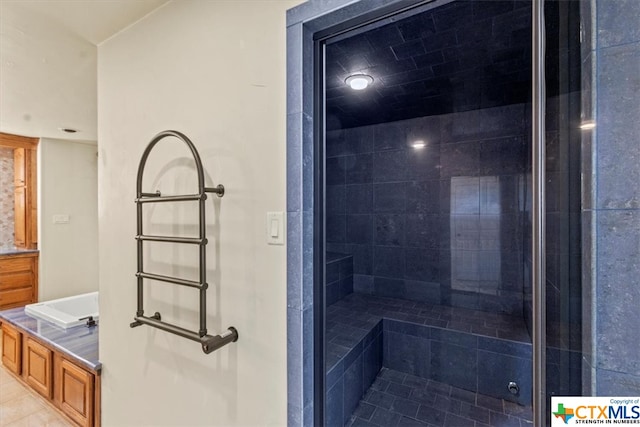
325;293;533;426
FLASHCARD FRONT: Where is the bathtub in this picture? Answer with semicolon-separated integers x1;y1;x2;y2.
25;291;98;329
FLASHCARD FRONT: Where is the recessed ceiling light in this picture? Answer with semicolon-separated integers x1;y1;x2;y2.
412;140;426;149
579;121;595;130
345;74;373;90
59;128;78;133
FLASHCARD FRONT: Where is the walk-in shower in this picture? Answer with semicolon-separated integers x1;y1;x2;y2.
317;0;582;425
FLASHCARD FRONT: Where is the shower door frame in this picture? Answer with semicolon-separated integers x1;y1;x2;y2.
285;0;547;425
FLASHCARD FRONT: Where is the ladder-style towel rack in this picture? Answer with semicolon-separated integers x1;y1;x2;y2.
130;130;238;354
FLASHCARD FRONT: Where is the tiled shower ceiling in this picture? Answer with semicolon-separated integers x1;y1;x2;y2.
325;0;570;130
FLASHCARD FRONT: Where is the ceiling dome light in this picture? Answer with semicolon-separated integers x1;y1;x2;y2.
345;74;373;90
412;140;426;149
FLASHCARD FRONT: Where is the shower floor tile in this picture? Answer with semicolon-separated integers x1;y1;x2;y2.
346;368;533;427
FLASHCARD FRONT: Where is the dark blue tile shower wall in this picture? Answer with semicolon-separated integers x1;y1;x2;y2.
326;104;529;316
584;0;640;396
327;253;354;306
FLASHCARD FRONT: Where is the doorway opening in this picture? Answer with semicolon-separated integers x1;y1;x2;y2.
286;0;584;425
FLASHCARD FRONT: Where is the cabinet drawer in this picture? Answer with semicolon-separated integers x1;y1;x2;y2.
24;337;53;398
1;324;22;375
0;271;32;291
0;257;33;274
0;288;34;308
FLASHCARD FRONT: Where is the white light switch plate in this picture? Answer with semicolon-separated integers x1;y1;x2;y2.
266;212;285;245
53;214;70;224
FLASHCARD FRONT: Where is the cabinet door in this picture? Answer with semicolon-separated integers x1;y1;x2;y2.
13;148;25;186
57;358;94;427
24;337;53;398
14;185;26;247
1;324;22;375
11;146;37;250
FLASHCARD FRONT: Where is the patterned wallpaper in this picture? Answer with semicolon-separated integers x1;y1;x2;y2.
0;147;14;247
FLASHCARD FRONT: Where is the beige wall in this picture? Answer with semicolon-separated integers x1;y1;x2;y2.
97;1;300;425
38;138;98;301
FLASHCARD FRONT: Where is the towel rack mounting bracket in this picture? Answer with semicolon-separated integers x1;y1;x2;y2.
205;184;225;198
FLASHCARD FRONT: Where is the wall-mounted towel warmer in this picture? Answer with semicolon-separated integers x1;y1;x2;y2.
130;130;238;354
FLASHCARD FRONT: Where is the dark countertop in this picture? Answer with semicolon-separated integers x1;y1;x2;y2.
0;307;100;373
0;248;39;256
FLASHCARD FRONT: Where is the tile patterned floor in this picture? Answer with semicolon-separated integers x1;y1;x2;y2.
346;368;533;427
0;332;74;427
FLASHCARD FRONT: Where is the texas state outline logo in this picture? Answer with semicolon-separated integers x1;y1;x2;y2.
551;397;640;426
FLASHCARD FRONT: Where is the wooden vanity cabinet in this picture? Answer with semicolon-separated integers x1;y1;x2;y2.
1;323;22;375
0;321;100;426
